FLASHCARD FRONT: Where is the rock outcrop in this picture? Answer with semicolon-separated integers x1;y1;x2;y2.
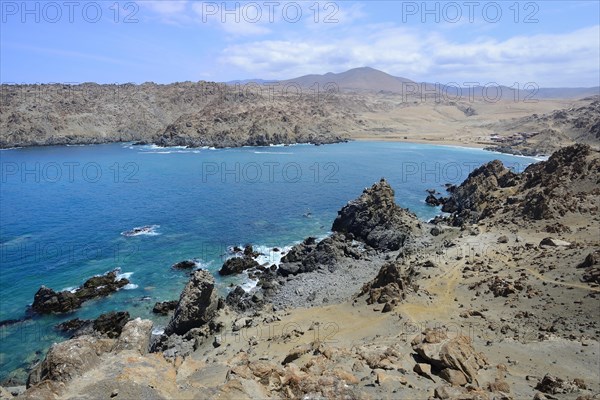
442;144;600;225
164;270;220;336
27;335;116;386
441;160;517;225
31;270;130;314
358;261;416;308
152;300;178;315
332;178;421;250
278;233;362;276
411;328;488;385
171;260;196;270
30;287;82;314
218;256;260;276
114;318;153;355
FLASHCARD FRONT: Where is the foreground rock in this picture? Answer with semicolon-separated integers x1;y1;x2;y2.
164;270;220;336
411;328;489;385
332;178;421;250
31;270;130;314
358;261;416;309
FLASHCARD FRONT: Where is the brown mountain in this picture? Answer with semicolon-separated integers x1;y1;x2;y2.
280;66;415;93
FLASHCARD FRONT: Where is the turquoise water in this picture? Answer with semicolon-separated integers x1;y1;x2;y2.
0;141;537;380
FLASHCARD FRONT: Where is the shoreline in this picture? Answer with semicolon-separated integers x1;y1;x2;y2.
3;144;600;398
0;136;551;159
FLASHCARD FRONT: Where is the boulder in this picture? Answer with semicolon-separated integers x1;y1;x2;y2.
411;328;488;385
164;270;220;336
92;311;130;338
171;260;196;270
332;179;421;250
578;251;600;268
219;257;260;276
539;237;571;247
152;300;178;315
114;318;153;354
426;194;441;206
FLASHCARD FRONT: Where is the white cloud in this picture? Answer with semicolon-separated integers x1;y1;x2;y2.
219;25;600;86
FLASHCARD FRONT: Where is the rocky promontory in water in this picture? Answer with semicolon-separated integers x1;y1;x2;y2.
8;144;600;399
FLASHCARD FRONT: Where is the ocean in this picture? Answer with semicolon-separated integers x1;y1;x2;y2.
0;141;539;381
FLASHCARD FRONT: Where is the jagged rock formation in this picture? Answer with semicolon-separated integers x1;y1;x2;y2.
30;270;130;314
164;270;220;336
442;144;599;225
218;256;260;276
278;233;362;276
358;261;416;309
152;300;178;315
332;178;421;250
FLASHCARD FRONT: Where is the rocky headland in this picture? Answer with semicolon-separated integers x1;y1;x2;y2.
2;78;598;154
4;144;600;399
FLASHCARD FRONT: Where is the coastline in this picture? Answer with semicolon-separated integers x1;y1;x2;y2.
3;144;600;398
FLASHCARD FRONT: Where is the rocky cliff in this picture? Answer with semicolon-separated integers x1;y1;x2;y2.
0;82;360;148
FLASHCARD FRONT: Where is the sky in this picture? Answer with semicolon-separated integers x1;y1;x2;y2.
1;1;599;87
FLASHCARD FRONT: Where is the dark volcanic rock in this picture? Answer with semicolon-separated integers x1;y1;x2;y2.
55;318;91;334
164;270;220;336
332;178;421;250
172;260;196;270
425;194;441;206
218;256;260;276
441;160;517;226
93;311;131;338
278;233;361;276
74;270;130;301
152;300;178;315
31;287;83;314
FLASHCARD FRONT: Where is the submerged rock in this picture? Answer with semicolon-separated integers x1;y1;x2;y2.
332;179;421;250
171;260;196;270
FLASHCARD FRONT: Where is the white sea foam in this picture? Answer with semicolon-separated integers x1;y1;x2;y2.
121;225;160;237
152;328;165;335
241;278;258;292
116;271;134;281
123;283;139;290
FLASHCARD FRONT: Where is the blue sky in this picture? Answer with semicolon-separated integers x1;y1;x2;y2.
1;1;599;86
